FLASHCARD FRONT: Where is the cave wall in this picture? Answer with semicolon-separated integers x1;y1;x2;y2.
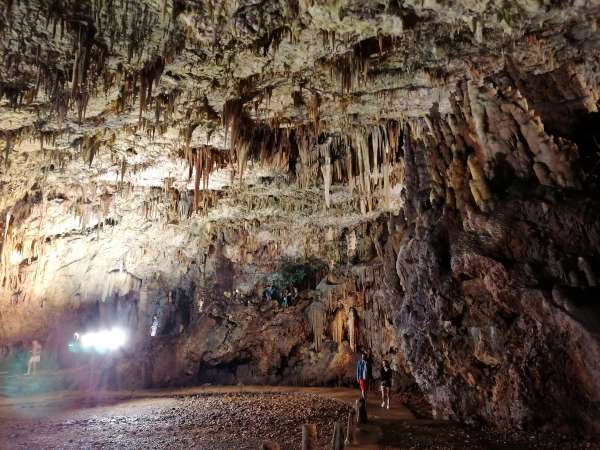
388;77;600;433
0;176;406;390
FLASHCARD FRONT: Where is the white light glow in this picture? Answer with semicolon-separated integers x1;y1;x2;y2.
80;327;127;353
9;250;22;265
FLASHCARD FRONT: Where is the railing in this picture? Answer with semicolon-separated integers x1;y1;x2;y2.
260;397;367;449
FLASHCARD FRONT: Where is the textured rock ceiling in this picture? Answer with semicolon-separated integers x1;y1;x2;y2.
2;0;599;205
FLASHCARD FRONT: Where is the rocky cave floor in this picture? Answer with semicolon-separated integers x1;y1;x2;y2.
0;388;597;450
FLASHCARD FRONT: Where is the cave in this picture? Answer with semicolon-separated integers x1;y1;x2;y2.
0;1;599;449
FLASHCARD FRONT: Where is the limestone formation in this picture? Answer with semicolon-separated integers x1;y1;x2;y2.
1;0;600;438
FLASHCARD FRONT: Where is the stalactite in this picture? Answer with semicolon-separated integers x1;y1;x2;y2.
222;98;252;182
320;138;332;208
120;158;127;186
194;149;202;211
138;56;165;121
345;142;354;192
307;301;325;351
328;38;374;94
351;129;373;213
467;154;491;212
100;192;113;217
347;307;358;352
295;125;319;189
2;132;12;168
331;308;346;345
307;94;321;134
178;191;191;220
187;145;228;213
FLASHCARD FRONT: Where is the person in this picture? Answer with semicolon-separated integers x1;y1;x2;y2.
150;315;159;337
380;360;392;409
25;339;42;376
366;352;374;393
356;352;369;398
262;285;273;301
281;287;293;307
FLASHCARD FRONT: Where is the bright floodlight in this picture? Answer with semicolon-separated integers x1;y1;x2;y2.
9;250;22;265
80;327;127;353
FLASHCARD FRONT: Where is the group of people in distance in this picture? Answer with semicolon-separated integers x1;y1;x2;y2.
356;352;393;409
262;284;297;307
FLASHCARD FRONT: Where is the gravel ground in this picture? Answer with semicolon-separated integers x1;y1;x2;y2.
1;390;598;450
0;392;351;450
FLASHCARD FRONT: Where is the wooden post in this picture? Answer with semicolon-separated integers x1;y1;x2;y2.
355;397;367;424
344;410;355;446
302;423;317;450
260;442;280;450
331;421;344;450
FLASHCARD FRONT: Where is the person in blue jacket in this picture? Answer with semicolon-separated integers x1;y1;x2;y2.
356;352;369;398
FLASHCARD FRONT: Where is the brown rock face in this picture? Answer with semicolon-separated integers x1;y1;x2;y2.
395;197;600;433
1;0;600;437
390;78;600;433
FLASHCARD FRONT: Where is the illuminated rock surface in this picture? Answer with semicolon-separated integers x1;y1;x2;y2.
1;0;600;438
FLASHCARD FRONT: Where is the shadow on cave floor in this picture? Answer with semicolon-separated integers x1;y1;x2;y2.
0;386;597;449
378;419;598;450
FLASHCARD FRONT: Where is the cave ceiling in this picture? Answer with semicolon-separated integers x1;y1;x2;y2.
1;0;600;242
3;2;600;433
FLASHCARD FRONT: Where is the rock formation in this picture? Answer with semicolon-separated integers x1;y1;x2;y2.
1;0;600;437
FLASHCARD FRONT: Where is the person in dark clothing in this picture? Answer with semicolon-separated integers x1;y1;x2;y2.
263;285;273;301
380;360;392;409
366;352;374;392
281;286;293;307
